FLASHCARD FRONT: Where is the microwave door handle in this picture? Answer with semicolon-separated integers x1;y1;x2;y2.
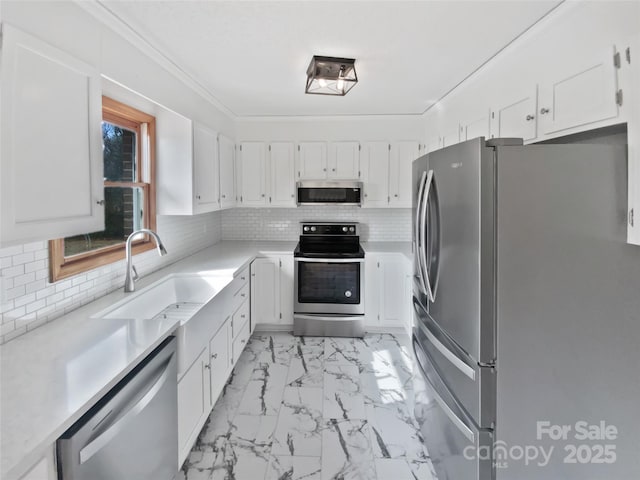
414;171;429;296
419;170;435;302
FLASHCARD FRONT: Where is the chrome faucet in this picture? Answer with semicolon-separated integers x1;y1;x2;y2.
124;229;168;292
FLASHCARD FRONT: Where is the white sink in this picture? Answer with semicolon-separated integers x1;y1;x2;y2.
93;274;233;321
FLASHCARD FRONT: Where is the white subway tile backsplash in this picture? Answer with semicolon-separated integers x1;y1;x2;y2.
221;206;411;242
0;245;23;258
2;265;24;278
12;252;35;265
0;210;222;344
13;273;36;288
14;294;36;309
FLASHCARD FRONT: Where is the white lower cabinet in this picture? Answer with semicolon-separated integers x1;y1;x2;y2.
250;255;294;327
365;253;411;329
177;348;211;465
177;268;250;467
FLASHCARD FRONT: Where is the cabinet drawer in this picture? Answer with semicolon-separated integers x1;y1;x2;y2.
232;318;250;364
231;299;250;338
231;280;249;312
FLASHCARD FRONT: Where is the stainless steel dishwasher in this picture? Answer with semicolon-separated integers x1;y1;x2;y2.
57;336;178;480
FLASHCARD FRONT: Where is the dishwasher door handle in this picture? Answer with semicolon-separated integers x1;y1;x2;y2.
79;357;173;464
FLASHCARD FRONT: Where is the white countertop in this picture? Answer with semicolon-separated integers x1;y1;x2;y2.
0;241;294;480
361;241;412;260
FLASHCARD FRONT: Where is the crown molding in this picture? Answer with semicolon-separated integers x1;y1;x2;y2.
74;0;237;119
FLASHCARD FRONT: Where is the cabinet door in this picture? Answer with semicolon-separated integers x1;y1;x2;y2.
625;35;640;245
178;349;210;465
390;141;420;208
365;255;381;326
491;87;538;142
441;126;460;148
361;142;390;207
193;123;220;213
297;142;327;179
279;255;294;325
329;141;360;179
538;46;619;135
1;25;104;246
219;135;236;209
238;142;267;206
250;257;280;325
208;322;230;406
461;112;491;141
425;136;441;153
379;256;408;327
269;142;296;207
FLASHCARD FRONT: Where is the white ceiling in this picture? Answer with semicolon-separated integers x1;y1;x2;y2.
99;0;562;117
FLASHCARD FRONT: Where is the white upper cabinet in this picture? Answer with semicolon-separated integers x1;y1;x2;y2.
218;135;236;209
0;25;104;246
624;34;639;245
425;136;442;153
490;86;538;141
361;142;390;207
238;142;267;206
297;142;327;180
538;46;619;135
268;142;296;207
328;141;360;179
441;126;461;148
193;123;220;214
461;111;491;141
389;141;420;208
157;117;221;215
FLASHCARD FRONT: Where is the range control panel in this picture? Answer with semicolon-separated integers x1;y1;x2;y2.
300;222;358;236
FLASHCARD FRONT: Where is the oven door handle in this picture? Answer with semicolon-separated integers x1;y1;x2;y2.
294;257;365;263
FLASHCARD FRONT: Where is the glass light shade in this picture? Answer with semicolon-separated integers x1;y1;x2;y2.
305;56;358;96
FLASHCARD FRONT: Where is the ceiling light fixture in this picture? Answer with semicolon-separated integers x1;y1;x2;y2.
305;56;357;96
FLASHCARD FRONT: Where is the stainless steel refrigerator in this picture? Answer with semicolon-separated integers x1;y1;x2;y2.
412;137;640;480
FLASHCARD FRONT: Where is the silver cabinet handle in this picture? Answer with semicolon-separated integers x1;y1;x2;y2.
540;108;550;114
241;314;246;318
96;200;105;206
79;358;172;464
241;339;246;344
394;194;399;197
241;293;246;297
211;353;218;359
241;276;246;281
332;168;336;172
526;114;535;121
222;194;226;198
261;194;265;197
204;363;211;370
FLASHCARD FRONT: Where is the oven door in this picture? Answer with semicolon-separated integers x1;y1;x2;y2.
294;257;364;315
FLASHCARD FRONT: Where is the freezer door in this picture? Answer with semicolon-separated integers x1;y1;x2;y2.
413;334;494;480
425;138;496;364
413;299;495;429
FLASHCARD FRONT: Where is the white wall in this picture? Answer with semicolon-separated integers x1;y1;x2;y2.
237;115;424;144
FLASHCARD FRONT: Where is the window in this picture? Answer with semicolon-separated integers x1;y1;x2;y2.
49;96;157;282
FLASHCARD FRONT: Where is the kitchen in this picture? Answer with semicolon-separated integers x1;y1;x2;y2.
0;1;639;480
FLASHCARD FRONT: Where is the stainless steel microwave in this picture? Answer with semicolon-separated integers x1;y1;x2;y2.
296;180;363;206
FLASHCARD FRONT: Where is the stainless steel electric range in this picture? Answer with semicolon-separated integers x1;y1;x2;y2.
293;222;365;338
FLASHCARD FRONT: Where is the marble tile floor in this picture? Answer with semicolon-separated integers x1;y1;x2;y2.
179;332;437;480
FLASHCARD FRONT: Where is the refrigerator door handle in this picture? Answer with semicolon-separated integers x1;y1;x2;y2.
413;338;475;442
419;170;435;302
414;302;476;380
430;175;441;300
414;170;429;297
79;356;173;464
